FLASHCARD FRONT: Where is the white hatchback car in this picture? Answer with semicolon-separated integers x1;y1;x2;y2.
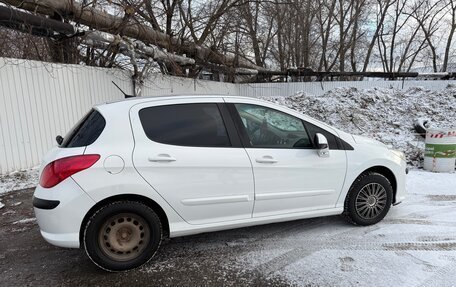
33;95;406;271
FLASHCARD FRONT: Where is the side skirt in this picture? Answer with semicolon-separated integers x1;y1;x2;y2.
169;207;344;238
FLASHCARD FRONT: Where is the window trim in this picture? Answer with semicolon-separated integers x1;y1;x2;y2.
302;120;339;150
138;103;241;148
227;103;314;150
217;103;243;148
302;121;354;151
226;103;252;148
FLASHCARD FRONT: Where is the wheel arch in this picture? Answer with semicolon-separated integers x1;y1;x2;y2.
356;165;398;204
79;194;170;246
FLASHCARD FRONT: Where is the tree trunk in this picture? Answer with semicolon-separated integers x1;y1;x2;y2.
442;2;456;72
2;0;266;71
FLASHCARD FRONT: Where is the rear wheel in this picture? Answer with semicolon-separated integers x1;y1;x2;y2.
344;172;393;226
83;201;162;271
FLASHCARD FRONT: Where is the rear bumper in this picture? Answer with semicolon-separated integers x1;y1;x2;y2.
39;230;81;248
33;177;95;248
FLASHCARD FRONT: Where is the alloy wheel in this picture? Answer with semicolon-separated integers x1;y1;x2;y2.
355;183;388;220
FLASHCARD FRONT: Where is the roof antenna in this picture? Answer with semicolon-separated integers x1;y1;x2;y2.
112;81;134;98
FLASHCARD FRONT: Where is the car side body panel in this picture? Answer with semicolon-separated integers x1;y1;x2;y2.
128;98;255;225
222;97;348;217
72;104;186;240
335;142;407;208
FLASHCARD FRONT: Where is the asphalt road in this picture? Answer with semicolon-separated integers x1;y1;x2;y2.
0;188;291;286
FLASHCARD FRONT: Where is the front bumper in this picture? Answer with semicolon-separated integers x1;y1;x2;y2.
393;163;407;205
33;177;95;248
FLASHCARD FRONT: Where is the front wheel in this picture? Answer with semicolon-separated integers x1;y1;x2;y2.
344;172;393;226
83;201;163;271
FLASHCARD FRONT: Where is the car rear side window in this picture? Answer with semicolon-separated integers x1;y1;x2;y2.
139;103;231;147
61;109;106;148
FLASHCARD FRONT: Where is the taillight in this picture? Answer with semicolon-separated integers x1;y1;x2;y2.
39;154;100;188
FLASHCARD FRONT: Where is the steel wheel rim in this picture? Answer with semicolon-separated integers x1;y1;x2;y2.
98;213;150;262
355;183;388;220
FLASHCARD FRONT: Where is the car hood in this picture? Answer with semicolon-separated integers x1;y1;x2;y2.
351;134;387;148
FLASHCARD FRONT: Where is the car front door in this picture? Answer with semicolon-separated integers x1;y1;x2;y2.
225;98;347;217
130;98;254;225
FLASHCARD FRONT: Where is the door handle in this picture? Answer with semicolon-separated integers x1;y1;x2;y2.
255;156;278;164
148;154;176;162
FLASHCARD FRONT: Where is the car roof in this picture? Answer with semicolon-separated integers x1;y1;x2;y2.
96;94;272;109
104;94;228;105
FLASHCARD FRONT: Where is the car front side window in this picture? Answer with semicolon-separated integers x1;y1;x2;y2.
234;103;312;149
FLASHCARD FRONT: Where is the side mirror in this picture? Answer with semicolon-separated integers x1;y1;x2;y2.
315;133;329;157
56;135;63;146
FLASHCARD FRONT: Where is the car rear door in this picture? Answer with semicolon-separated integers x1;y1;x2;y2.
225;98;347;217
130;98;255;225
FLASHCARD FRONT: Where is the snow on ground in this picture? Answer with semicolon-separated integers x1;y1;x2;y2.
12;218;37;225
258;85;456;167
231;170;456;287
0;168;39;195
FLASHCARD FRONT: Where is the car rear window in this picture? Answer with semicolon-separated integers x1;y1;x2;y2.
138;103;231;147
61;109;106;148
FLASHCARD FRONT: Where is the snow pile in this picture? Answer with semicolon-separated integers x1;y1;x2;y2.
0;168;39;195
258;85;456;166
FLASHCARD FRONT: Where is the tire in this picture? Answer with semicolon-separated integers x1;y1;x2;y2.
343;172;393;226
414;118;430;138
83;201;162;271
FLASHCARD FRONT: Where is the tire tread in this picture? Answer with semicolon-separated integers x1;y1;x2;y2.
343;171;393;226
83;200;163;272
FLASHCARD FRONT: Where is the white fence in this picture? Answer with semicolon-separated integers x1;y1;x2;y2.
1;57;455;174
141;73;237;96
0;58;128;174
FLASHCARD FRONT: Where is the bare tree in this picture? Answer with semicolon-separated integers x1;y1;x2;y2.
1;0;456;80
376;0;415;72
0;27;52;61
315;0;337;71
442;0;456;72
406;0;447;72
362;0;396;72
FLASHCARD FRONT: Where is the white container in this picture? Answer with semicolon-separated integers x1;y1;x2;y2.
423;129;456;172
